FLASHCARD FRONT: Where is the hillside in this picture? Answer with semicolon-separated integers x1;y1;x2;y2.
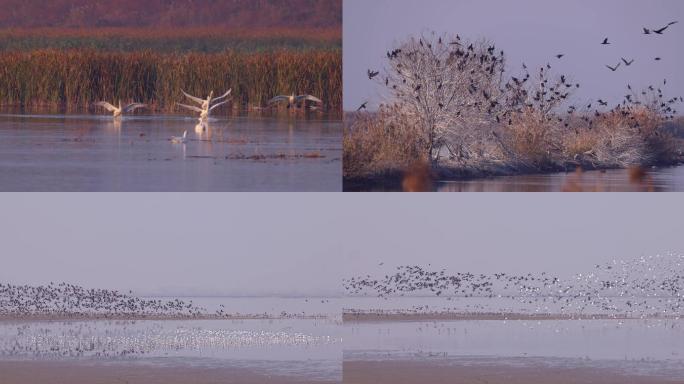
0;0;341;29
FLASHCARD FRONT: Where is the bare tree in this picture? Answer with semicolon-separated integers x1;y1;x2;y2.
377;32;506;162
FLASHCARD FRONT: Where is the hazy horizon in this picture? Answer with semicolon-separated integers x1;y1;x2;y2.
1;194;682;297
344;0;684;111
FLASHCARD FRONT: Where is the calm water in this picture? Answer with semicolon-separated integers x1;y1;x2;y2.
437;166;684;192
0;113;341;191
0;318;342;381
344;318;684;379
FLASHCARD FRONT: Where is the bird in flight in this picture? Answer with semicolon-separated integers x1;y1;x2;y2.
357;102;368;111
653;21;678;34
643;28;651;34
93;101;146;118
655;57;662;61
367;70;380;80
621;58;635;66
601;38;610;45
606;63;621;72
556;54;564;59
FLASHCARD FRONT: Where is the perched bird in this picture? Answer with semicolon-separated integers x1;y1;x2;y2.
93;101;146;118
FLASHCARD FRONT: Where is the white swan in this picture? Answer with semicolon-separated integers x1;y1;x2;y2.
178;89;232;121
94;101;146;118
268;94;323;109
171;130;188;144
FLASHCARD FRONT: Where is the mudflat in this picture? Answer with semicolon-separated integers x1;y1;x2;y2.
0;361;338;384
343;360;681;384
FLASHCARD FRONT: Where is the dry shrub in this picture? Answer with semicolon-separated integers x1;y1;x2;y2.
588;106;668;167
343;105;427;178
497;108;562;169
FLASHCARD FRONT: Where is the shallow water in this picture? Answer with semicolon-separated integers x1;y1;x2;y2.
344;318;684;379
0;318;342;381
437;166;684;192
0;113;341;191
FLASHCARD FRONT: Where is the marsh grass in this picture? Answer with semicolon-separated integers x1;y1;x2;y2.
0;49;342;112
0;28;341;52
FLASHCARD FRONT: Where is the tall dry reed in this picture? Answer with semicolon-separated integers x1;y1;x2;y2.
0;49;342;112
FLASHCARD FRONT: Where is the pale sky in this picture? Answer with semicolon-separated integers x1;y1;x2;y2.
344;0;684;111
0;194;682;297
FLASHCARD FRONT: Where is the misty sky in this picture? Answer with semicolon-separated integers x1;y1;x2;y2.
1;194;682;297
344;0;684;111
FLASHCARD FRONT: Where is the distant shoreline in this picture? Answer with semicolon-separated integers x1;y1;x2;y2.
342;311;680;323
0;313;335;322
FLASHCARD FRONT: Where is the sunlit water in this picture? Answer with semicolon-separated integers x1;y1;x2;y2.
0;113;341;191
0;296;344;381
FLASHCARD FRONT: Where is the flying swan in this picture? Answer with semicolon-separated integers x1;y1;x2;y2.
268;94;323;109
94;101;146;118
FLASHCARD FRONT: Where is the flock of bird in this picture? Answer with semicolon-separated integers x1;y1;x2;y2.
359;20;682;131
343;253;684;318
92;89;323;144
0;282;207;318
0;321;335;360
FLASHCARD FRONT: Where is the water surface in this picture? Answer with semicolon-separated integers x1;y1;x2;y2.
0;113;341;191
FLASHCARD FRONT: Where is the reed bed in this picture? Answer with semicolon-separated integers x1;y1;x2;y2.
0;49;342;112
0;27;341;52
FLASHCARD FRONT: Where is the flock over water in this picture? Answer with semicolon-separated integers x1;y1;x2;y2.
343;253;684;318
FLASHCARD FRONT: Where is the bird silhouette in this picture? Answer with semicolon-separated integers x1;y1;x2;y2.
621;58;635;66
601;38;610;45
357;102;368;111
606;63;621;72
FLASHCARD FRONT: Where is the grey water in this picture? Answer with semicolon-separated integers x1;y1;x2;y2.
0;113;341;191
437;166;684;192
344;318;684;380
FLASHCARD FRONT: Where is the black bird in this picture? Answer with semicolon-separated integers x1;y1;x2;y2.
621;58;634;66
643;28;651;34
367;70;379;80
601;38;610;45
357;102;368;111
606;63;621;72
653;21;677;34
556;54;564;59
598;99;608;106
655;57;662;61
